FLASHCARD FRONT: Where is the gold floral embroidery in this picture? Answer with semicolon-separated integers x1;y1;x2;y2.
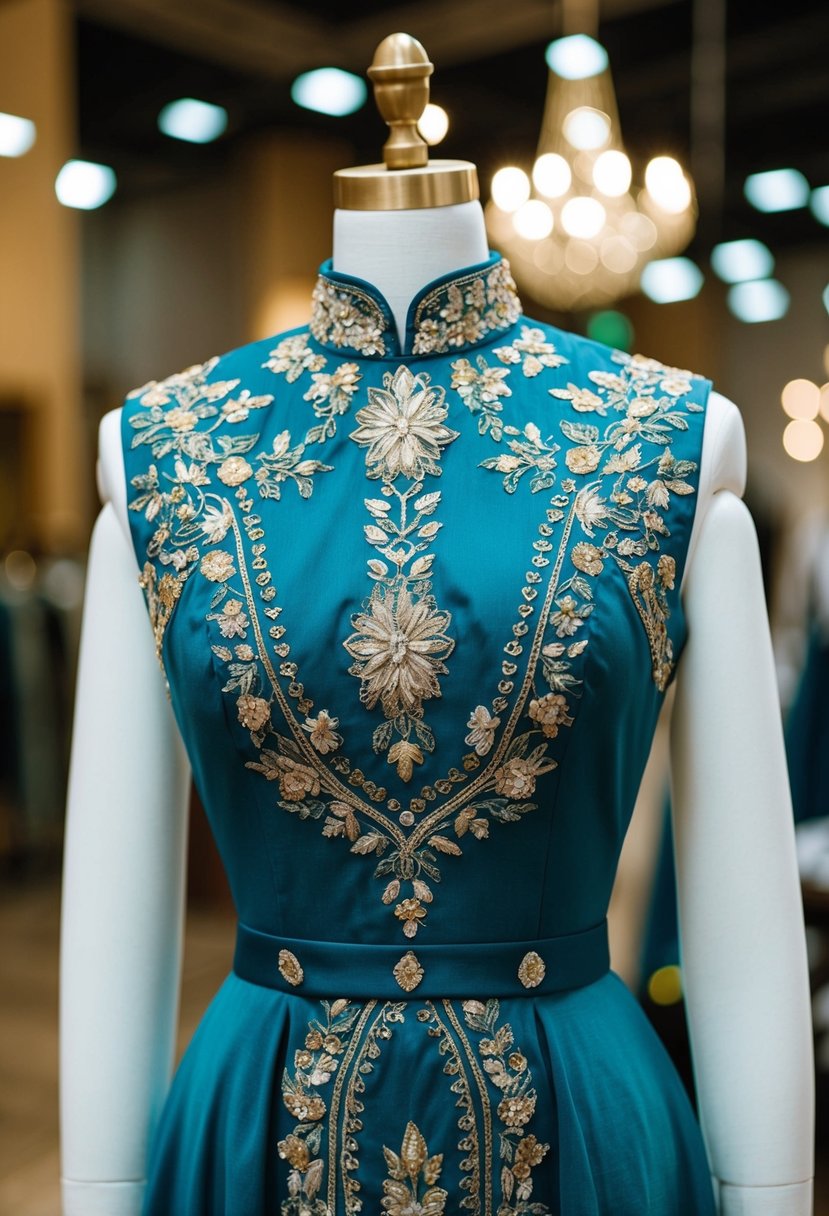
339;1001;406;1212
450;355;513;441
411;258;522;355
262;333;326;382
345;367;459;781
254;429;333;500
278;998;374;1216
303;362;362;444
310;275;387;356
381;1121;448;1215
349;365;459;482
478;421;559;494
493;325;568;377
462;998;551;1214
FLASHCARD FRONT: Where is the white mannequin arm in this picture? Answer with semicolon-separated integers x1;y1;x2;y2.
671;399;814;1214
59;410;191;1215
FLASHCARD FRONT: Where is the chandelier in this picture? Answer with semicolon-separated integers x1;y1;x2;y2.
486;27;697;312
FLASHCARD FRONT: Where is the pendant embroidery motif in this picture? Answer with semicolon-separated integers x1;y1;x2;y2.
345;366;459;781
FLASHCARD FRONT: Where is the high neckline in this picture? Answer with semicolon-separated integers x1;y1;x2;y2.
309;250;523;359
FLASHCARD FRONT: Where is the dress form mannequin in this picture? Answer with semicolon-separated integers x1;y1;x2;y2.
60;37;813;1216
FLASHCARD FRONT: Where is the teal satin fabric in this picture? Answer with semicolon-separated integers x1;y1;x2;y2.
122;253;715;1215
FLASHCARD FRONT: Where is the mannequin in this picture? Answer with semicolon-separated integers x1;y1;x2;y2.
60;39;814;1216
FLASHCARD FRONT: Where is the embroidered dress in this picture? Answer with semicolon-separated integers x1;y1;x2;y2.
122;252;717;1216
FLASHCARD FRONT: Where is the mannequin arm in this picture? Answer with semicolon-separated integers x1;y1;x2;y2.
670;489;814;1216
59;503;190;1216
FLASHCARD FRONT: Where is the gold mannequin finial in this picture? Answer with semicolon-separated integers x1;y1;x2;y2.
367;33;433;170
333;32;479;211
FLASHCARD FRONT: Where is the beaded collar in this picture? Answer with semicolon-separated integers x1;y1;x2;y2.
309;251;523;359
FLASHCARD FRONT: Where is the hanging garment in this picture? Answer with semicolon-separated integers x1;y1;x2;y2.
121;252;716;1215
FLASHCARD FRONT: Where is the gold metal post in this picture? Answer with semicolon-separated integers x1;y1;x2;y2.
333;32;479;211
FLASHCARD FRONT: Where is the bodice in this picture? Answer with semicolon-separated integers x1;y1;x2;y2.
121;252;710;952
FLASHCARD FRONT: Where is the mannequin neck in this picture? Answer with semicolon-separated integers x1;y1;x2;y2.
332;200;490;346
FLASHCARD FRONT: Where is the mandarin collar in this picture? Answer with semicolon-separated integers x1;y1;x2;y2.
309;251;523;359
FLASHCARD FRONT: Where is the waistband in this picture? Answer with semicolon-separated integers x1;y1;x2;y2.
233;919;609;999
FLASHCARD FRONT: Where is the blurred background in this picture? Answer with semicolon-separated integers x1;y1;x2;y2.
1;0;828;1211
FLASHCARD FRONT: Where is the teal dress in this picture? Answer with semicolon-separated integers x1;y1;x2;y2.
122;252;716;1215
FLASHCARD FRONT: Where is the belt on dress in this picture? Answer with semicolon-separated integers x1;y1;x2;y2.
232;919;610;999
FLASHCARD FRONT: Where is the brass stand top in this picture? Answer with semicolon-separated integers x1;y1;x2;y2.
333;32;479;211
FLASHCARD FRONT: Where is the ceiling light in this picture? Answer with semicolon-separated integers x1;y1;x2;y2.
532;153;571;198
810;186;829;226
823;284;829;315
545;34;609;80
744;168;809;213
158;98;227;144
727;279;790;323
640;257;703;303
593;150;631;197
645;157;692;214
418;103;448;146
710;239;774;284
781;379;820;421
513;199;554;240
55;160;117;210
560;196;606;239
491;166;531;212
783;418;824;462
563;107;610;151
0;112;35;157
291;67;367;117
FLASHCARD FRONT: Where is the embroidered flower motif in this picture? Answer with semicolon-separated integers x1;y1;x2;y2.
262;333;326;381
450;355;512;440
255;429;333;500
237;694;270;731
199;550;235;582
565;444;601;474
217;455;253;485
216;598;249;638
381;1121;448;1215
498;1093;537;1127
549;383;606;413
349;365;459;482
283;1091;326;1122
571;542;604;575
302;709;342;754
201;502;233;543
492;754;554;799
267;754;321;802
528;693;573;738
394;896;428;938
549;595;591;637
343;582;454;719
465;705;501;755
494;325;567;376
302;362;362;443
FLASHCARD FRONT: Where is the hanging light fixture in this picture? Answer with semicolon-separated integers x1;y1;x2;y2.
486;3;697;311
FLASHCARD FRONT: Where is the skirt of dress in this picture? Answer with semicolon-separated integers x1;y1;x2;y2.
142;970;716;1216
